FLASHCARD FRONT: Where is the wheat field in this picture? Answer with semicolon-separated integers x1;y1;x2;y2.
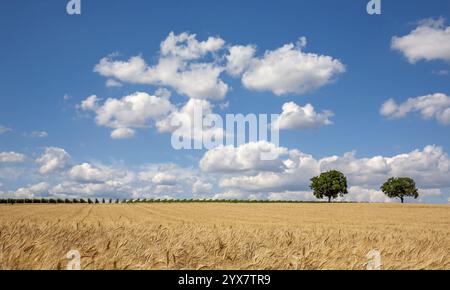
0;203;449;270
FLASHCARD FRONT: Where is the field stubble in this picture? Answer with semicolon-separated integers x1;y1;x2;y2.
0;203;448;270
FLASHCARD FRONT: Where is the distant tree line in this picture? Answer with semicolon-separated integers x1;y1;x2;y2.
0;171;420;204
0;198;122;204
0;198;352;205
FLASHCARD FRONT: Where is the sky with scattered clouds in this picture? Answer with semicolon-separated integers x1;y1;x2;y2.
0;0;449;203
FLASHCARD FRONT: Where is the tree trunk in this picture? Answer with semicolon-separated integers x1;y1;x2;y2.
328;196;331;203
400;197;404;204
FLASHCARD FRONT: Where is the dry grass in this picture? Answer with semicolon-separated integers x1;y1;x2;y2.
0;203;449;270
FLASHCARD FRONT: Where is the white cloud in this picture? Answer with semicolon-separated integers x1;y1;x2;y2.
160;32;225;60
417;188;443;203
0;182;49;199
342;186;392;203
241;40;345;95
380;93;450;125
51;162;135;199
81;95;100;111
110;128;135;139
94;32;228;100
81;92;174;138
105;79;122;88
9;182;49;198
94;33;346;100
156;98;225;142
69;163;109;183
94;55;153;84
200;141;288;173
136;163;210;199
151;172;177;186
0;125;12;135
277;102;333;130
226;45;256;76
192;179;213;194
0;152;26;163
50;181;130;198
36;147;70;174
392;18;450;63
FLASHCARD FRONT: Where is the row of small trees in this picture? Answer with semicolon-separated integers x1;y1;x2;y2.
310;170;419;203
0;198;350;205
0;198;122;204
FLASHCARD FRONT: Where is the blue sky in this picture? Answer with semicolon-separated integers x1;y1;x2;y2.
1;0;450;203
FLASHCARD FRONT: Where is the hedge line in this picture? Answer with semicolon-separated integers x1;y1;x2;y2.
0;198;344;204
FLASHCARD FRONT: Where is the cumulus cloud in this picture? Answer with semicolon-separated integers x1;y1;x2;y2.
81;95;100;111
380;93;450;125
160;32;225;60
392;18;450;63
192;179;213;195
226;45;256;76
200;141;288;173
94;33;346;100
151;172;177;186
69;163;110;183
4;182;50;199
94;32;228;100
111;128;135;139
277;102;334;130
136;163;211;199
105;79;122;88
81;92;174;139
36;147;70;174
0;152;26;163
45;161;134;199
155;98;225;143
240;39;345;95
50;181;131;199
0;182;49;199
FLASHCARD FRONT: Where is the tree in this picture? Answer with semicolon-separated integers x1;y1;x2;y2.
380;177;418;203
310;170;348;203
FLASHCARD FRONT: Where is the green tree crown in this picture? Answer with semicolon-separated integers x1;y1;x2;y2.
380;177;419;203
310;170;348;202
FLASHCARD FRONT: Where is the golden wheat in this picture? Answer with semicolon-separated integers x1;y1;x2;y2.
0;203;449;270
